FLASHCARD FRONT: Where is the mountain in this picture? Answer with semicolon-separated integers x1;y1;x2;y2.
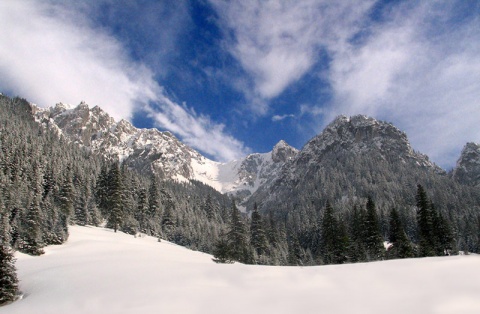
452;142;480;186
248;115;476;212
32;102;298;203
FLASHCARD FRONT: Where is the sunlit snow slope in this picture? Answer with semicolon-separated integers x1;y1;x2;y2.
5;226;480;314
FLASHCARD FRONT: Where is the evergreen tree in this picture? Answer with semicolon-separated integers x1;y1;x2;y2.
287;234;303;266
348;205;367;262
212;231;232;263
432;206;454;255
135;188;148;233
161;188;176;241
363;197;384;260
387;207;414;258
321;201;349;264
148;174;161;219
203;194;215;220
416;185;435;256
227;200;251;263
250;203;268;256
0;242;19;305
59;168;75;219
20;195;44;255
106;162;124;232
321;201;337;264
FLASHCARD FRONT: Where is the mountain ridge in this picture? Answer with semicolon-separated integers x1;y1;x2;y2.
30;101;479;208
32;101;298;201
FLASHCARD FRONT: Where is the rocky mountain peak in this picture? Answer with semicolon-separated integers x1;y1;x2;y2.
302;114;441;172
272;140;298;163
452;142;480;186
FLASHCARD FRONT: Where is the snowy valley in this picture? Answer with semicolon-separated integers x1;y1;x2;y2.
5;225;480;314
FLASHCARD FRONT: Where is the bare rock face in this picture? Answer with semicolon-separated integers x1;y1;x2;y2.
33;102;203;179
453;142;480;186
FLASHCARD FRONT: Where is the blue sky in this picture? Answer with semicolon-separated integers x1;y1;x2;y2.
0;0;479;169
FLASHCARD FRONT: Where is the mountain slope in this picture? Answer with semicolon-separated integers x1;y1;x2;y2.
249;115;477;213
4;225;480;314
32;102;297;200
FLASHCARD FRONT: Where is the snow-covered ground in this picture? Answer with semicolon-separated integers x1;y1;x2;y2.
4;226;480;314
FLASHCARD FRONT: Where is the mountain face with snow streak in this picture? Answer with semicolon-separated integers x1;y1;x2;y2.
32;102;297;200
452;142;480;186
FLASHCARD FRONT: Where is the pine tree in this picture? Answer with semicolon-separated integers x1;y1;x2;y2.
148;174;161;219
135;188;148;233
416;185;435;256
287;234;303;266
0;196;18;305
250;203;268;256
321;201;349;264
59;168;75;219
20;194;44;255
161;188;176;241
321;201;337;264
0;242;19;305
226;200;251;263
363;197;384;260
387;207;414;258
203;194;215;220
106;162;124;232
432;206;454;255
348;205;367;262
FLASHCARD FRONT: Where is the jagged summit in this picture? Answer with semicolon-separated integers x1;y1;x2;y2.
272;140;298;163
302;114;441;172
31;102;295;202
453;142;480;186
247;114;448;211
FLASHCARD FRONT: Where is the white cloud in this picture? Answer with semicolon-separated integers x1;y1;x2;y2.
210;0;376;114
325;2;480;168
0;0;248;162
145;97;249;162
272;114;294;122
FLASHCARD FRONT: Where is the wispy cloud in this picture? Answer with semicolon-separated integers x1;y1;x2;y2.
325;1;480;168
210;0;375;114
145;97;249;162
272;114;294;122
0;0;248;161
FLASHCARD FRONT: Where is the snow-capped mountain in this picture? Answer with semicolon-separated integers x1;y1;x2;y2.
452;142;480;186
32;102;297;200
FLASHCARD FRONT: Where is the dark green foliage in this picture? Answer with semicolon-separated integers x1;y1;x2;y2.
387;208;414;259
213;200;253;264
160;188;176;240
250;203;268;256
287;234;304;266
321;201;349;264
0;243;19;305
363;197;385;260
106;162;124;232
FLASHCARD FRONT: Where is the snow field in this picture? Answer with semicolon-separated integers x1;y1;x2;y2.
4;225;480;314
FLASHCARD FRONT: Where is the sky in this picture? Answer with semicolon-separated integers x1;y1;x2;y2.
0;0;479;169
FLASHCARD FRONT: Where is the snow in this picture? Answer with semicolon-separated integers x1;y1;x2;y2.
4;226;480;314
